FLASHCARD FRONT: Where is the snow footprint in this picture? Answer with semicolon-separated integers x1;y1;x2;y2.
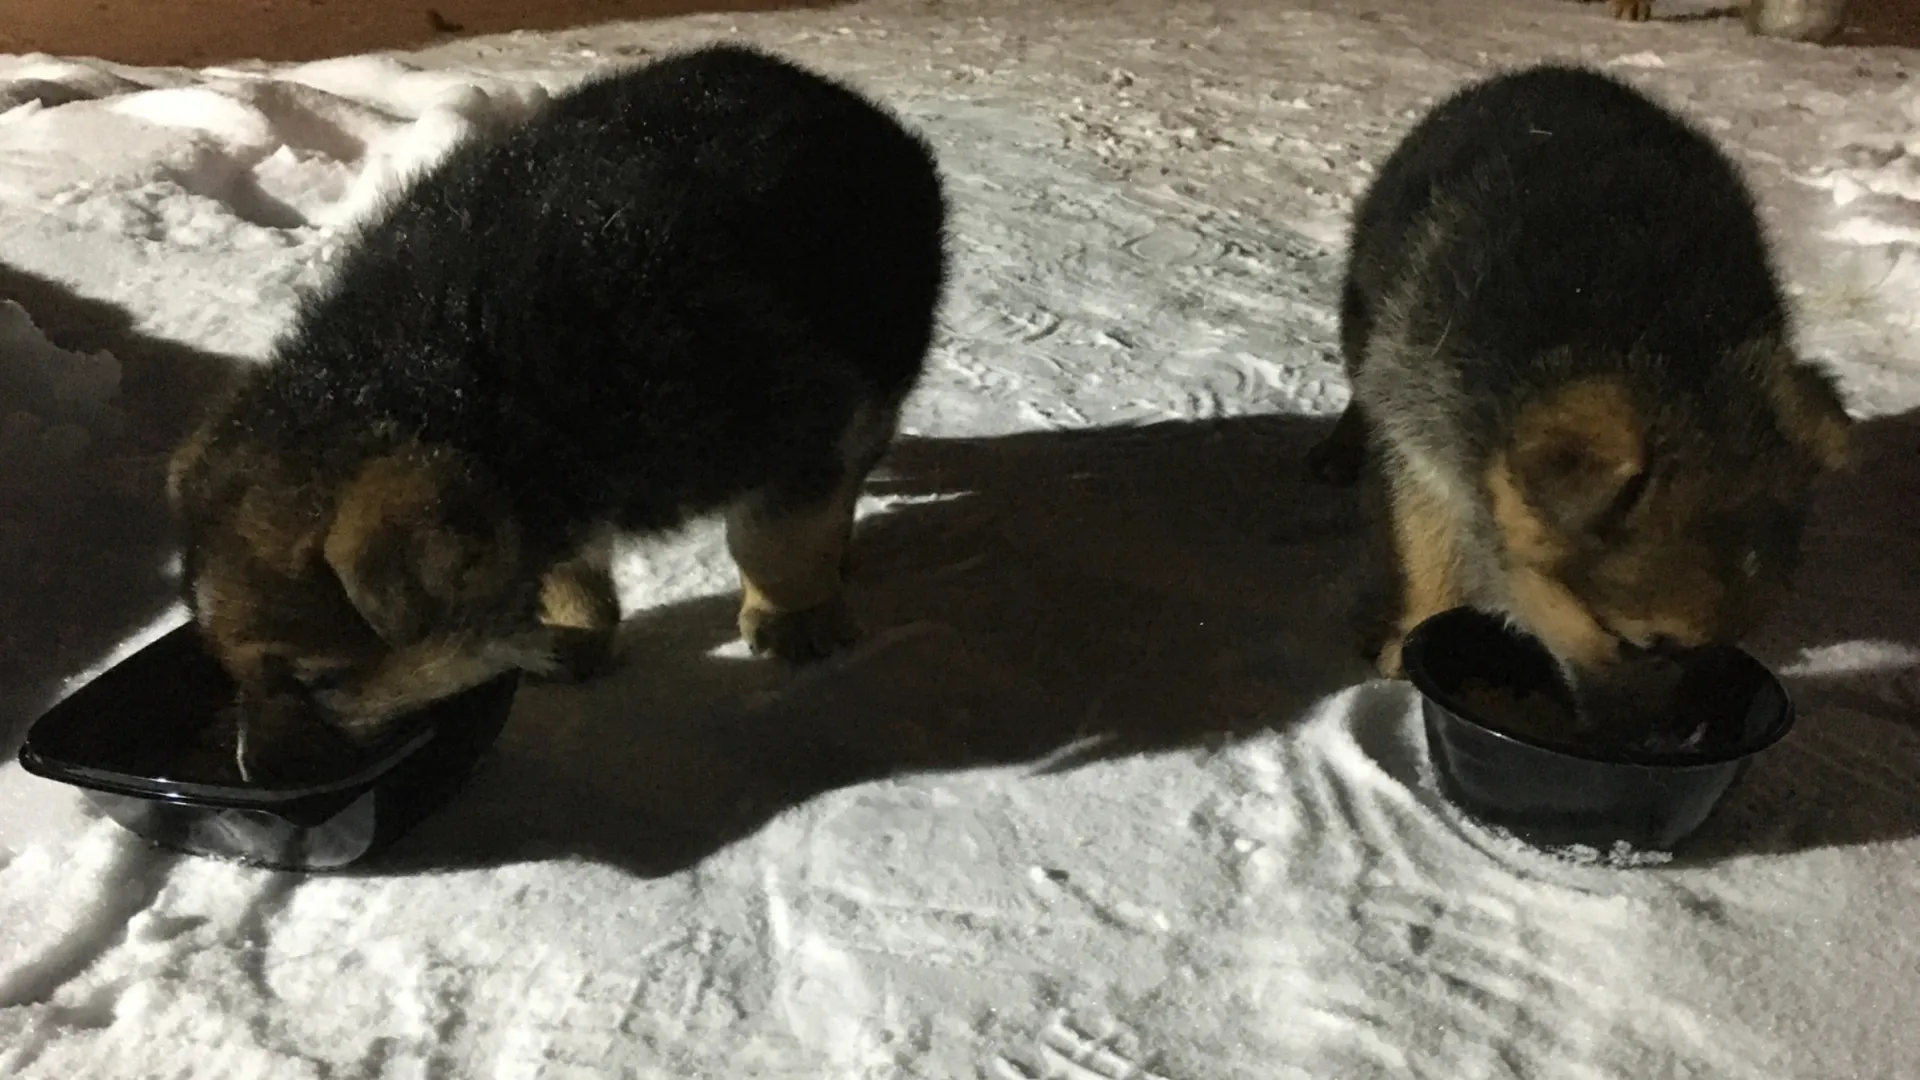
993;1010;1175;1080
1118;222;1225;268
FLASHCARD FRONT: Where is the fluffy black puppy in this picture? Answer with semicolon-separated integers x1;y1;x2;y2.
168;43;950;779
1307;63;1850;709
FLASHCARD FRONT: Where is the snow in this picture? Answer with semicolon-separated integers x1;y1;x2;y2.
2;0;1919;1076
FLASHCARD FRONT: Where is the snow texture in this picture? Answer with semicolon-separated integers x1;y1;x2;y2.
3;1;1919;1077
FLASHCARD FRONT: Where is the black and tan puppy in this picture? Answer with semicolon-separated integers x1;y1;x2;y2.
1594;0;1653;22
167;43;949;777
1582;0;1841;40
1308;64;1851;693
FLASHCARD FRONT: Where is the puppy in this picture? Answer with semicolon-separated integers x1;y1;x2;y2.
1307;64;1851;693
1594;0;1654;21
1587;0;1837;37
167;43;950;778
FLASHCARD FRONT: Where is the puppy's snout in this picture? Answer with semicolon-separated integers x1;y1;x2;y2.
1646;634;1691;658
1612;628;1703;661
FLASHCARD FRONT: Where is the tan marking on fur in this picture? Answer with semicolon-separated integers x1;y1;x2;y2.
188;540;386;696
1760;347;1853;472
322;445;523;646
205;634;280;693
316;631;553;741
538;548;621;682
726;480;862;663
236;486;327;574
177;430;555;742
1609;0;1651;19
539;546;621;633
1508;376;1645;528
1505;565;1622;671
1594;515;1731;650
1604;612;1715;651
1486;449;1570;564
727;484;858;623
178;436;330;576
1378;468;1467;678
180;437;385;699
166;381;252;507
323;451;443;572
725;401;898;660
1487;454;1621;671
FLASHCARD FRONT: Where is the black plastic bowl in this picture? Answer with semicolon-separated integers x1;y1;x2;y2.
1402;607;1794;856
17;622;519;871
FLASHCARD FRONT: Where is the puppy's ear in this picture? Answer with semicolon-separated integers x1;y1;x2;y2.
322;446;524;646
1508;376;1647;533
1762;348;1853;473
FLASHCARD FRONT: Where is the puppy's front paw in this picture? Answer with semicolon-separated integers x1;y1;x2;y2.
537;625;619;684
1610;0;1651;20
1374;634;1408;680
739;593;861;663
1357;610;1410;679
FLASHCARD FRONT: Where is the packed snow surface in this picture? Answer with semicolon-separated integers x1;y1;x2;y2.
3;1;1920;1076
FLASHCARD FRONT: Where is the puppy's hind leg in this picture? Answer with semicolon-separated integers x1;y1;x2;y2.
536;530;623;683
727;486;861;662
726;404;897;663
313;628;560;739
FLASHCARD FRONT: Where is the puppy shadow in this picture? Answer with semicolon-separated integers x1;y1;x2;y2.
1678;407;1920;861
365;414;1378;877
0;261;244;755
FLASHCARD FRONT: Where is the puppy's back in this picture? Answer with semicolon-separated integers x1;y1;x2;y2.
237;43;948;524
524;42;950;385
322;42;945;400
1350;65;1792;451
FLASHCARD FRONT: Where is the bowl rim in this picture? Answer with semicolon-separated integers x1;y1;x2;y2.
1402;606;1797;769
16;727;436;809
17;622;523;808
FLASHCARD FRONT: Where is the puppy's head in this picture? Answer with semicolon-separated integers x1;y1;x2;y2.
168;430;538;765
1489;350;1850;671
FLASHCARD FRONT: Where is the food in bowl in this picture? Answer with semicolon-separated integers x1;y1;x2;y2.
1456;660;1708;756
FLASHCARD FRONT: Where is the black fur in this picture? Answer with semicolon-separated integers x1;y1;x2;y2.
197;42;948;554
1342;62;1806;462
